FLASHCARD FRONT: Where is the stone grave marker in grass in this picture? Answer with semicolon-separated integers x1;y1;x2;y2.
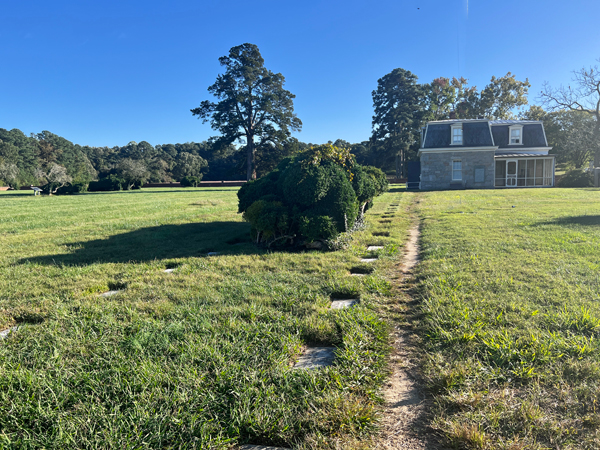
99;290;122;297
360;257;378;263
0;326;18;340
294;347;336;370
330;299;359;309
163;268;176;273
367;245;384;251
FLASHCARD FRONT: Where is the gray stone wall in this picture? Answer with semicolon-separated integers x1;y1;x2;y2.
419;150;495;190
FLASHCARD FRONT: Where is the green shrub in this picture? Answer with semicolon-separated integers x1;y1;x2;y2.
298;210;338;242
54;182;88;195
557;169;593;187
237;170;280;212
238;144;387;248
88;175;124;192
180;175;203;187
243;200;290;244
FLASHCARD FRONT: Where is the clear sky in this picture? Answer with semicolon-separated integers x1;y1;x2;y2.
1;0;599;148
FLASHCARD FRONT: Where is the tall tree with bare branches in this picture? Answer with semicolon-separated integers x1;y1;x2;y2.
541;59;600;167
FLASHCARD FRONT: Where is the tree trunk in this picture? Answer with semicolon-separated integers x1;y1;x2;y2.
246;135;255;181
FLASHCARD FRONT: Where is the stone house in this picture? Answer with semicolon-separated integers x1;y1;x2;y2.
417;119;555;190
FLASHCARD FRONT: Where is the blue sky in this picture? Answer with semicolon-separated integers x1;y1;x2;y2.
1;0;599;148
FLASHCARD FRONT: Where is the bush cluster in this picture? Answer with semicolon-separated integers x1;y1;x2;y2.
40;181;88;195
237;144;388;247
180;175;203;187
557;169;593;187
88;175;142;192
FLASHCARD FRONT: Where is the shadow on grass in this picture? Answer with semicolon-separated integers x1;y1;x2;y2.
388;187;406;193
18;221;256;266
540;215;600;227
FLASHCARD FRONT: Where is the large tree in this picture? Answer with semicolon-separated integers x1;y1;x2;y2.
541;59;600;168
371;68;426;177
191;43;302;180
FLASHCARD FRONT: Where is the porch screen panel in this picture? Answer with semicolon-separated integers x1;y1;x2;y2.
495;160;506;186
517;160;526;186
535;160;543;185
543;159;553;186
526;160;535;186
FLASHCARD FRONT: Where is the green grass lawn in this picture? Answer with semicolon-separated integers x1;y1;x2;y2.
416;188;600;449
0;187;411;449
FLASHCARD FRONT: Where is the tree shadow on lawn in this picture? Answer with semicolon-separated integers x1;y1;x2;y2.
18;221;257;266
539;215;600;227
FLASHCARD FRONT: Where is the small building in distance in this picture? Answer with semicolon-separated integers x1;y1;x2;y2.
417;119;554;190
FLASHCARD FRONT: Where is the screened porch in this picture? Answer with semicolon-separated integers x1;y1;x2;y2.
495;157;554;187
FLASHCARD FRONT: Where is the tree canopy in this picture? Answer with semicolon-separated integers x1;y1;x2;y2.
541;59;600;167
191;43;302;181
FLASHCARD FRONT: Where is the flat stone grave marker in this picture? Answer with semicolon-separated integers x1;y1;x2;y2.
330;299;359;309
367;245;384;251
0;326;18;340
240;446;291;450
99;290;121;297
294;347;335;370
163;268;175;273
360;258;377;263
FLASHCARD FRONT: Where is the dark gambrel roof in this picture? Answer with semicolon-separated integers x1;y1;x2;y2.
423;124;451;148
464;122;494;147
422;120;548;150
423;122;493;148
491;124;547;148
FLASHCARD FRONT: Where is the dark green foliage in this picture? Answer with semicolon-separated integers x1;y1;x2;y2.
180;175;203;187
237;170;280;212
239;145;387;246
243;200;290;242
54;182;89;195
191;43;302;181
88;175;125;192
312;165;358;232
298;211;338;242
557;169;594;187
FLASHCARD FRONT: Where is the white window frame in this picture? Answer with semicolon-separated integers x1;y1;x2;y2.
452;159;462;181
451;125;463;145
509;125;523;145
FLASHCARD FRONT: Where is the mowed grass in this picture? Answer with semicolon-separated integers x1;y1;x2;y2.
0;187;411;449
416;188;600;449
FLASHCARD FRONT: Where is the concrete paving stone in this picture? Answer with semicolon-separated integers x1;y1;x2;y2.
361;258;378;263
330;299;359;309
294;346;336;370
367;246;384;251
0;326;19;340
239;446;291;450
99;290;121;297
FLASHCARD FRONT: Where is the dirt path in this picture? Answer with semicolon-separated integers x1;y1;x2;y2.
375;222;445;449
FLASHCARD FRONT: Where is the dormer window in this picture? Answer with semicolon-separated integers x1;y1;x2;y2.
451;125;463;145
509;125;523;145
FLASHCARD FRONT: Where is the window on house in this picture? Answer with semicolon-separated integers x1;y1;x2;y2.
452;126;463;145
452;160;462;180
509;126;523;145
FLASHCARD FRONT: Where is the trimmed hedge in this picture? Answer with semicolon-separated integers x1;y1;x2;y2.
557;169;593;187
237;144;388;247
